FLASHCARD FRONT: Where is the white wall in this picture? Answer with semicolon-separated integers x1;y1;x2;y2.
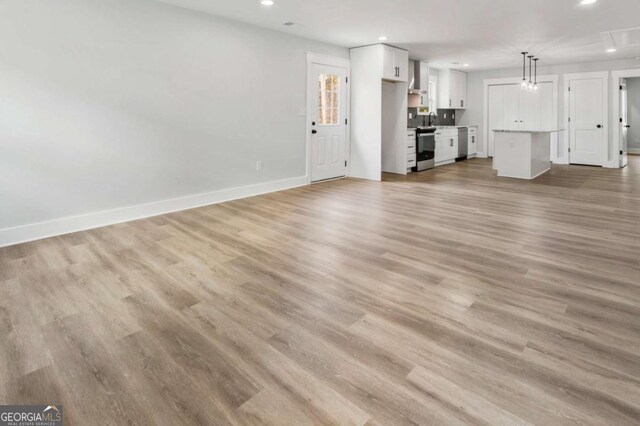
0;0;347;245
628;78;640;153
458;58;640;163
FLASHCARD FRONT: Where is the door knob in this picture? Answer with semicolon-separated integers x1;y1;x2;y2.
312;130;317;134
597;124;602;128
625;125;631;128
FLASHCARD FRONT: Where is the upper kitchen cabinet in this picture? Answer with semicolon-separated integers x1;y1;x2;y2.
438;69;467;109
382;45;409;82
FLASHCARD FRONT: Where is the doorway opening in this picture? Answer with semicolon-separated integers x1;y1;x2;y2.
613;69;640;169
619;77;640;168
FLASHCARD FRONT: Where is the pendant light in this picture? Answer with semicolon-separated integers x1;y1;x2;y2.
527;55;534;92
521;52;528;89
533;58;539;92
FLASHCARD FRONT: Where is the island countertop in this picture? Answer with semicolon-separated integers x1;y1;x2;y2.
492;129;565;133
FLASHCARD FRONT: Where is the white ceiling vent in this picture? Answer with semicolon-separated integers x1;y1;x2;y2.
601;27;640;50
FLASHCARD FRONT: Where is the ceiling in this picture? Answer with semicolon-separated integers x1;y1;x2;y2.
156;0;640;71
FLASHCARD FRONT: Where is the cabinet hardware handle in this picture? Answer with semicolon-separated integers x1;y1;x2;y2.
597;124;602;129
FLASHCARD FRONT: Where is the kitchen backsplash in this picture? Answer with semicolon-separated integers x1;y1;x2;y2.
408;108;456;127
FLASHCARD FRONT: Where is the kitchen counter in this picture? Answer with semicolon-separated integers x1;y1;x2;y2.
493;129;563;133
408;125;478;130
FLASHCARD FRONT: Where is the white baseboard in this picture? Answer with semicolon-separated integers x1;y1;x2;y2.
477;152;489;158
628;148;640;154
0;175;308;248
603;160;620;169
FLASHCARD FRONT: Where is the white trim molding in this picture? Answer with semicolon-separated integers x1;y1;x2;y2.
0;176;308;248
305;53;351;183
482;74;559;162
563;71;610;167
612;68;640;168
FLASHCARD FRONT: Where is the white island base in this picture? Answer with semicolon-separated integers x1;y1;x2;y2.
493;130;559;180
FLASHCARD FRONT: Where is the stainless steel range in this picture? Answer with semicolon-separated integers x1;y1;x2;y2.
413;127;436;171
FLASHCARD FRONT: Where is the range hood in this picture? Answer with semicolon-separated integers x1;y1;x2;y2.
408;60;429;94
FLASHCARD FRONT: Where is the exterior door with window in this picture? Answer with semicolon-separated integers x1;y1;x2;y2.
569;77;605;166
310;64;348;182
621;79;629;168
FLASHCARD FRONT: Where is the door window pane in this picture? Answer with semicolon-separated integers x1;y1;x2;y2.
318;74;340;125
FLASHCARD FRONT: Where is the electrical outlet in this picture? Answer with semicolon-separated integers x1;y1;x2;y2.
256;160;263;171
444;113;447;119
409;112;413;119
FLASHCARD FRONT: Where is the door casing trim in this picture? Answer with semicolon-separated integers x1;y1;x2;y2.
563;71;609;167
612;69;640;168
306;53;351;184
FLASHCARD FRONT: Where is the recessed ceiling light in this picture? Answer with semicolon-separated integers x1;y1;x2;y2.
606;48;617;53
580;0;597;4
463;64;470;67
379;36;388;41
261;0;274;6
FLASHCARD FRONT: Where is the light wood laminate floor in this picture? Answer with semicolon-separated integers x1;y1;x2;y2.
1;157;640;425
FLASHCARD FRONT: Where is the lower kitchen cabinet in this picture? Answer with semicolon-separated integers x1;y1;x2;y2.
468;127;478;157
435;129;458;165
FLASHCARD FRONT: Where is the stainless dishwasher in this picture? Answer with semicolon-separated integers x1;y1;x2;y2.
456;127;468;161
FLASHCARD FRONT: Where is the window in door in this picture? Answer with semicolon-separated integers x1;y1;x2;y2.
318;74;340;125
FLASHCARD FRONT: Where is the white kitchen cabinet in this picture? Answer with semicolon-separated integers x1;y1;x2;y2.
434;128;458;164
407;130;417;170
382;45;409;82
446;135;458;159
438;69;467;109
468;128;478;156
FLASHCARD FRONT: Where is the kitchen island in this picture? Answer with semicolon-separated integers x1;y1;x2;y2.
492;129;563;180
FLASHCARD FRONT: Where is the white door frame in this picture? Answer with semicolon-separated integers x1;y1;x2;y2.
306;53;351;184
563;71;610;167
482;74;559;160
612;69;640;163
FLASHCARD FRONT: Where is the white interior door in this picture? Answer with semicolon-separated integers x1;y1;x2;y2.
621;78;629;168
569;77;605;166
310;63;348;182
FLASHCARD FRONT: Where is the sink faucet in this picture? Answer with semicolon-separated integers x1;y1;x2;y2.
427;111;438;127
